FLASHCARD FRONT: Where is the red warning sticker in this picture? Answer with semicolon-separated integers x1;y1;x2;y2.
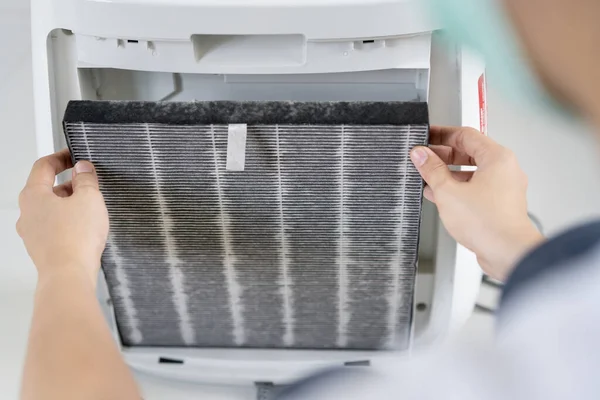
478;73;488;135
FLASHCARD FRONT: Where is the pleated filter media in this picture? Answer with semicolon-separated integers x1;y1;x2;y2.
63;101;429;350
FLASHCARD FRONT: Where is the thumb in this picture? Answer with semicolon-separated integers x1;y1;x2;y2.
72;161;100;192
410;146;454;192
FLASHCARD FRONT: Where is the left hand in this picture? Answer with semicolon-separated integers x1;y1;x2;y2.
17;149;109;287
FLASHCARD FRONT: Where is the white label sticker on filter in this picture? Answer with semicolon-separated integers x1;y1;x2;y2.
226;124;248;171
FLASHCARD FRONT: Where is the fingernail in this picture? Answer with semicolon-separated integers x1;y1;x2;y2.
74;161;94;175
411;147;428;167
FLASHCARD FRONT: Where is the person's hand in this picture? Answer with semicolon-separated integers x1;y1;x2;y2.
17;149;108;287
410;126;544;281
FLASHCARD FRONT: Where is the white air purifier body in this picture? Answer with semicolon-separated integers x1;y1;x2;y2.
31;0;485;390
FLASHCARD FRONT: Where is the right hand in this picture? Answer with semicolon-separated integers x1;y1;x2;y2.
410;126;544;281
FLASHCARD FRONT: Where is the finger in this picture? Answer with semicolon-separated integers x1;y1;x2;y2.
53;181;73;197
71;161;100;193
451;171;474;182
410;146;456;192
429;145;475;166
27;149;73;189
429;126;499;164
423;185;435;203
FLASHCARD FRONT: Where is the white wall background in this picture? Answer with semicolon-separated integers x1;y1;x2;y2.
488;87;600;235
0;0;599;397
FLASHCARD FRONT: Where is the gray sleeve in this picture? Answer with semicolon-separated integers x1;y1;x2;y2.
499;220;600;320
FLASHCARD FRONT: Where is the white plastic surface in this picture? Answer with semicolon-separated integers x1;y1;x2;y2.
80;68;430;103
125;348;379;385
76;33;431;75
33;0;437;40
451;47;485;329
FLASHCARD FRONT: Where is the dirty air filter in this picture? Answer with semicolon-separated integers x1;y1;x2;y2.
63;101;429;350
